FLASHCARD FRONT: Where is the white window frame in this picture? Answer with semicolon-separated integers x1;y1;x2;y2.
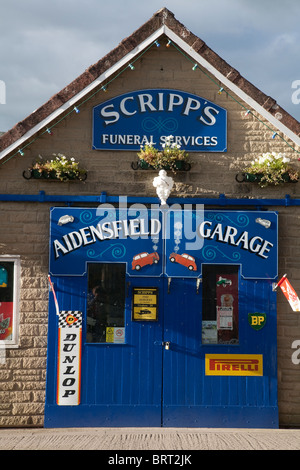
0;255;20;348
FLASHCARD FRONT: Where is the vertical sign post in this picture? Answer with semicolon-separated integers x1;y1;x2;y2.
57;311;82;406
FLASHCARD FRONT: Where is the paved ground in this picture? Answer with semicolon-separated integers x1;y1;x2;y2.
0;426;300;451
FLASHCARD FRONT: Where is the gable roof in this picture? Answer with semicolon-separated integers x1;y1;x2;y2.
0;7;299;161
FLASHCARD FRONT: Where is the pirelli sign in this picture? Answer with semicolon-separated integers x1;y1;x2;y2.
205;354;263;376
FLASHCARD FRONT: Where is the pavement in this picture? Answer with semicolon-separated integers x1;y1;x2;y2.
0;426;300;451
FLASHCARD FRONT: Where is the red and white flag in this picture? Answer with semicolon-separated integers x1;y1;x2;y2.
277;275;300;312
48;275;59;316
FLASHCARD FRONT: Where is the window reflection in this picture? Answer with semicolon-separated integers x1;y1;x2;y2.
202;265;239;345
86;263;126;343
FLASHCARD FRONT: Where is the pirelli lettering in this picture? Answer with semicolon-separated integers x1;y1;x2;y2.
205;354;263;376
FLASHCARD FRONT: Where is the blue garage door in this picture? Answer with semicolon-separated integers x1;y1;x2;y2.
45;207;278;428
45;265;278;428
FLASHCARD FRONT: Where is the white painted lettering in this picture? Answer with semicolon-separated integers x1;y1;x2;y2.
183;97;201;115
223;226;238;244
249;236;263;254
198;221;212;238
120;96;136;116
168;93;184;111
53;239;69;259
138;94;156;112
258;240;274;259
210;223;224;241
199;106;219;126
100;104;119;125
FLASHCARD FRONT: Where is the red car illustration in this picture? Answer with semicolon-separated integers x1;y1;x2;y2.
132;252;160;270
169;252;197;271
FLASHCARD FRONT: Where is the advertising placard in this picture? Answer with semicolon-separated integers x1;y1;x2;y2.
205;354;263;376
57;311;82;406
132;287;158;321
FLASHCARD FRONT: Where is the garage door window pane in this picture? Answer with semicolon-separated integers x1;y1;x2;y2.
202;265;239;345
86;263;126;343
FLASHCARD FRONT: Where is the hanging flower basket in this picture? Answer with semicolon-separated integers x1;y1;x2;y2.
23;154;87;181
132;159;191;171
236;152;299;187
133;136;190;173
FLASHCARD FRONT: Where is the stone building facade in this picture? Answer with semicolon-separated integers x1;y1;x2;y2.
0;8;300;427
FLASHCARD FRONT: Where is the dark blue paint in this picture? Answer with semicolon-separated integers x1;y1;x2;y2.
0;191;299;208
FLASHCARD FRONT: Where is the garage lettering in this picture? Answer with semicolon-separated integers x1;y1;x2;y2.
198;221;274;259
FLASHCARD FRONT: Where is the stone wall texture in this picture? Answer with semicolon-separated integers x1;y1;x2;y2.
0;41;300;427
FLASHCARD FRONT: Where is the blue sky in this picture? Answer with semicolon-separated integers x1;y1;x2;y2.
0;0;299;131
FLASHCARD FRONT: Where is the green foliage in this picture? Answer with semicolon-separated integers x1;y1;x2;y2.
31;154;87;181
137;136;189;173
244;152;299;187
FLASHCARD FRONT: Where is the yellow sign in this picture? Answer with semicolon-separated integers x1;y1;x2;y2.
205;354;263;376
106;327;125;343
106;327;114;343
132;287;158;321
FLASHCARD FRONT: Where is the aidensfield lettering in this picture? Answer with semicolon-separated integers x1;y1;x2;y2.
53;218;161;259
198;221;274;259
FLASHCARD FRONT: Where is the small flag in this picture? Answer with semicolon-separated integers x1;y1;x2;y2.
48;275;59;316
276;274;300;312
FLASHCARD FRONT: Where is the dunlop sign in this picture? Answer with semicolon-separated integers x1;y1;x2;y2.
92;89;227;152
205;354;263;376
57;311;82;405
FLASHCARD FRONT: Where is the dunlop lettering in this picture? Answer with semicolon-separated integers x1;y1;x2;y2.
57;311;82;406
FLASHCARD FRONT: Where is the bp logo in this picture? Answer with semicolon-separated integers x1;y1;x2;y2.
248;312;266;330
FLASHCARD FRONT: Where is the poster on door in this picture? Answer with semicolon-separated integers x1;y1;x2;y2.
132;287;158;321
216;273;238;343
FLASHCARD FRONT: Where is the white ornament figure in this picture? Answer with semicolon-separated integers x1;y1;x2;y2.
153;169;174;206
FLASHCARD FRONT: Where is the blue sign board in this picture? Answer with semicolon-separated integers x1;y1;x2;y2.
49;207;164;277
92;89;227;152
165;210;278;279
49;208;277;280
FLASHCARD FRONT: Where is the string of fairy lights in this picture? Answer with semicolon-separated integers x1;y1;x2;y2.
2;36;299;165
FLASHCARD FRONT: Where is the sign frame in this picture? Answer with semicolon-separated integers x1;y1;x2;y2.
56;310;82;406
205;354;263;376
132;287;159;321
92;88;227;152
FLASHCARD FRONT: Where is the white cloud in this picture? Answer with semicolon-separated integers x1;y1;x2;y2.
0;0;299;131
